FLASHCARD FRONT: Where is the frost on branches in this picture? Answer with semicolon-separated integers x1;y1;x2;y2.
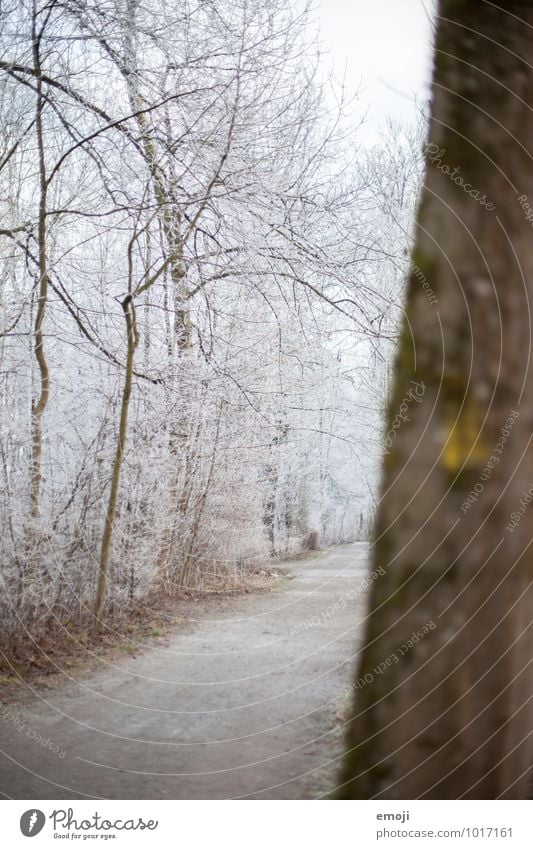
0;0;420;642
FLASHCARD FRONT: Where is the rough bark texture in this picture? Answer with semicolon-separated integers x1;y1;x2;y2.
339;0;533;799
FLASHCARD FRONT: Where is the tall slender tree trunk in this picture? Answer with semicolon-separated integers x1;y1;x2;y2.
120;1;193;586
340;1;533;799
30;2;50;520
94;295;139;624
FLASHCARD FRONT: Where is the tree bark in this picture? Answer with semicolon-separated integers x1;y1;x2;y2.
94;295;139;625
339;0;533;799
30;1;50;520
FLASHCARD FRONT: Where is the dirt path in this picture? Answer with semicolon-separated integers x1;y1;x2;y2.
0;543;368;799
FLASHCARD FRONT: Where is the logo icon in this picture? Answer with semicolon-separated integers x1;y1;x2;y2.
20;810;45;837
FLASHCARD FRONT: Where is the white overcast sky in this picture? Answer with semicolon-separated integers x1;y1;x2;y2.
316;0;436;138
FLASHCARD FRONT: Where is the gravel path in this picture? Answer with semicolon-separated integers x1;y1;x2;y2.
0;543;368;799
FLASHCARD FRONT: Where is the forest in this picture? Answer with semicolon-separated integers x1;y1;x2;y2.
4;0;532;812
0;0;418;642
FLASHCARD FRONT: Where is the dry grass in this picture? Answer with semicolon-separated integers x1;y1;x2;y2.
0;563;291;703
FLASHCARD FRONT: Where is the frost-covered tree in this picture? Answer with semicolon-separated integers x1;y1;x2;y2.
0;0;419;642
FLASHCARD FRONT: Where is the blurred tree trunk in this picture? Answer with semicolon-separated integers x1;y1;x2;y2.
340;0;533;799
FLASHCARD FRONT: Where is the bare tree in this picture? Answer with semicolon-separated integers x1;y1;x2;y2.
29;0;54;519
0;0;413;644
